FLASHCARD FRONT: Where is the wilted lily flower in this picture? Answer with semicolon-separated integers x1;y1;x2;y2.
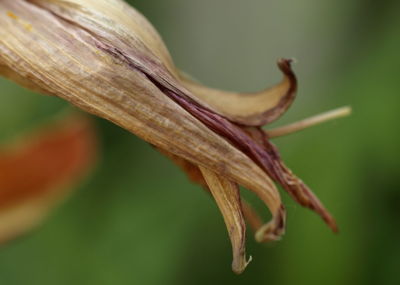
0;0;350;273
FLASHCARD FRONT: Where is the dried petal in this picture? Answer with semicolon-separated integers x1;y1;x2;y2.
180;59;297;126
199;166;250;274
0;114;97;243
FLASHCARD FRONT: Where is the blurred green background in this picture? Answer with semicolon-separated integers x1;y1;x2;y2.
0;0;399;284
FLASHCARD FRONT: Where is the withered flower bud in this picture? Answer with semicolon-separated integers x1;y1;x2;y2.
0;0;350;273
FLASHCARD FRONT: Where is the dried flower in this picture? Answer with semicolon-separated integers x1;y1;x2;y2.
0;0;350;273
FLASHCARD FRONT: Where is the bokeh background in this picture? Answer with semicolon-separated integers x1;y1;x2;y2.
1;0;399;284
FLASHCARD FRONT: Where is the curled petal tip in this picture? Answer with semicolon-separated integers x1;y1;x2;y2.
232;255;252;275
325;215;339;233
276;58;297;90
277;57;293;66
254;205;286;243
278;57;298;65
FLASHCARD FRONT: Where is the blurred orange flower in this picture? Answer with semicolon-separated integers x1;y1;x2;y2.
0;114;97;243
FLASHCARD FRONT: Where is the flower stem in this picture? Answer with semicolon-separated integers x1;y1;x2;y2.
266;106;352;138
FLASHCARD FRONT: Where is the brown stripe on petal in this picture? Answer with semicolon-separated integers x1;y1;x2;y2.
180;59;297;126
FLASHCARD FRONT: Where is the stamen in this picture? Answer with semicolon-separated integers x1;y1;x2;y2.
265;106;351;138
